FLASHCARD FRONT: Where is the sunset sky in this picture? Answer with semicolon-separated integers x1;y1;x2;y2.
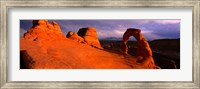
20;20;180;40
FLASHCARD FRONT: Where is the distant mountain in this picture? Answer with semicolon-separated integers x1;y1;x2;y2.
100;37;180;42
99;37;121;41
99;37;137;41
151;38;180;42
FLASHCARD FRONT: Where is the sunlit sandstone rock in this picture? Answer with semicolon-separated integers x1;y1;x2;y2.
24;20;65;41
121;28;159;69
77;27;102;48
66;31;84;43
66;27;102;48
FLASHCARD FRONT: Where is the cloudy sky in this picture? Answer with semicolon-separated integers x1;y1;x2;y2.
20;20;180;40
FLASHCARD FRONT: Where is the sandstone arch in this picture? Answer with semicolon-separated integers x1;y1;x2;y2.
121;28;158;68
121;28;152;57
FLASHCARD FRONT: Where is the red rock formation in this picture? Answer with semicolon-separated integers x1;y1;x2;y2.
121;28;159;68
66;31;84;43
77;27;102;48
24;20;65;41
122;28;152;56
23;20;66;54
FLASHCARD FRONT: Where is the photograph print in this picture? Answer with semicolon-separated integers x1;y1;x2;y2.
20;20;180;69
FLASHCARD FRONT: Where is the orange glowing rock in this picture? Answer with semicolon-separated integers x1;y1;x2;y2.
77;27;102;48
32;20;48;26
121;28;159;68
122;28;152;56
24;20;65;41
66;27;102;48
66;31;85;43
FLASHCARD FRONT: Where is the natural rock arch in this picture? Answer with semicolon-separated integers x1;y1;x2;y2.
120;28;159;68
121;28;152;57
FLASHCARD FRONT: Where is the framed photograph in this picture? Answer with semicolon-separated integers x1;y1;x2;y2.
1;0;200;89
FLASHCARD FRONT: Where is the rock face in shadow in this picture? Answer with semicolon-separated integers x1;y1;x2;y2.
149;39;179;69
20;50;35;69
121;28;159;69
